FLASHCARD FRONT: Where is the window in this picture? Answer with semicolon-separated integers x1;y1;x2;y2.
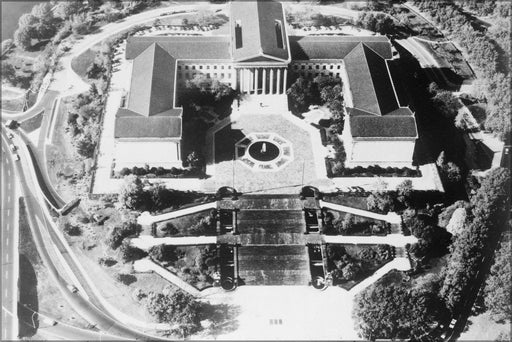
214;65;217;69
192;66;196;70
221;73;225;79
185;65;189;70
316;65;320;70
235;20;243;49
337;65;341;69
294;65;298;70
206;65;210;69
199;65;203;69
178;65;182;70
322;65;326;70
275;20;284;49
301;65;305;70
330;65;333;70
308;65;312;70
221;65;225;69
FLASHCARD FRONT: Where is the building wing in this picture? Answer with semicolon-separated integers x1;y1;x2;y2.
230;0;290;62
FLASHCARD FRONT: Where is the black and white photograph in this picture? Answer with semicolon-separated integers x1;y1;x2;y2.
1;0;510;340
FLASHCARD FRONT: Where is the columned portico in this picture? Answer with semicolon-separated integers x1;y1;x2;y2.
236;67;288;95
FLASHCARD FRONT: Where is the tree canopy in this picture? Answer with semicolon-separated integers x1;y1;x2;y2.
484;236;511;323
353;279;449;340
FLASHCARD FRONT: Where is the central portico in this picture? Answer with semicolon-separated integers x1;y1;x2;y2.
235;66;288;94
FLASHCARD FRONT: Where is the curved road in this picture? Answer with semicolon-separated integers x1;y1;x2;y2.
1;130;20;340
8;129;165;340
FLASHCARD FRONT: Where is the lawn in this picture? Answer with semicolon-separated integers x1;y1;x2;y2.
18;198;90;338
322;193;371;211
324;210;390;236
70;45;99;80
46;95;88;202
20;110;44;133
154;209;216;237
164;245;219;290
326;243;394;290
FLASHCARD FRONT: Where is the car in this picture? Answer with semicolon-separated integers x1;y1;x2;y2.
42;317;57;326
13;154;20;161
9;144;17;152
7;133;14;139
449;318;456;329
66;284;78;293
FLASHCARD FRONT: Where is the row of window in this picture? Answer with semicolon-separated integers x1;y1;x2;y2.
177;72;233;80
295;71;342;79
177;64;232;71
291;63;342;71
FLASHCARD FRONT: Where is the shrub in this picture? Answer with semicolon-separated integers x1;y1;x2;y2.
116;273;137;285
119;240;147;262
63;223;82;236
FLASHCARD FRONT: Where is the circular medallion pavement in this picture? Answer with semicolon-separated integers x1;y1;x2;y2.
235;132;294;171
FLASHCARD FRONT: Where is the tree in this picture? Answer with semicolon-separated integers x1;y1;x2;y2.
145;290;202;335
432;90;462;120
13;19;35;49
31;2;59;40
440;168;510;312
118;175;146;210
186;151;203;169
353;280;449;340
396;179;413;205
55;1;83;19
484;237;511;322
108;221;140;250
341;262;360;281
286;76;319;114
1;62;16;84
119;240;147;262
148;244;177;262
366;190;394;213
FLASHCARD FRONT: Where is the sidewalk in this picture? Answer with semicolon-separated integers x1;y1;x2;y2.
131;235;217;250
319;200;402;224
324;234;418;247
134;259;202;297
137;201;218;226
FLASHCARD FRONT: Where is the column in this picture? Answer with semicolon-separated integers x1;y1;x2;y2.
250;69;254;94
276;68;281;94
270;68;274;94
245;69;250;94
255;67;259;95
239;69;244;93
282;68;287;94
262;68;267;94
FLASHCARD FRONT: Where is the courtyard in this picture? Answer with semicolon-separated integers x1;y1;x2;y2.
204;112;325;194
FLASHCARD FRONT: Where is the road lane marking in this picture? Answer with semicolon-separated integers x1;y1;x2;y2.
5;254;9;262
6;210;9;217
7;196;10;202
6;236;9;245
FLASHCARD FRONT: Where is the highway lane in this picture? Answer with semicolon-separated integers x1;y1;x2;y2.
10;131;165;340
1;129;20;340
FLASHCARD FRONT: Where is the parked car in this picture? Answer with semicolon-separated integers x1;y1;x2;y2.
7;133;14;139
9;144;17;152
66;284;78;293
13;154;20;161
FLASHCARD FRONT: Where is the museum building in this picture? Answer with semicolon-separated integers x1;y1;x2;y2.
113;0;418;170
